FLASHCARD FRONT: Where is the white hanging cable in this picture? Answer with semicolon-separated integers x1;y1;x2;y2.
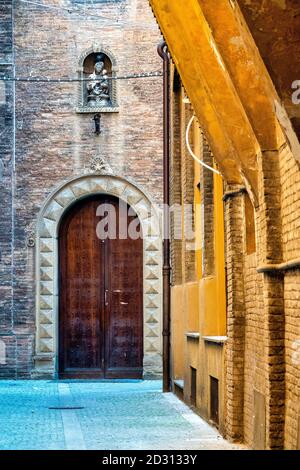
18;0;118;22
186;115;221;176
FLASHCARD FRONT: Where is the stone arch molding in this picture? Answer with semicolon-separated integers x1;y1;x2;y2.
34;174;163;379
77;44;118;72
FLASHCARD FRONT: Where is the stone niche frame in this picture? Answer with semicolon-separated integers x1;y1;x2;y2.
34;174;163;379
76;44;119;113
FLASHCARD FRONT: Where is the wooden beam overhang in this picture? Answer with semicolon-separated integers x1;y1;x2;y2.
198;0;285;152
149;0;281;202
238;0;300;131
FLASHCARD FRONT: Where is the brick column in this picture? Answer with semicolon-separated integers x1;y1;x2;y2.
223;184;246;441
201;138;215;277
258;149;285;449
262;272;285;449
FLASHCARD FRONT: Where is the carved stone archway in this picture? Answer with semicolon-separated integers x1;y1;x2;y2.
34;174;162;379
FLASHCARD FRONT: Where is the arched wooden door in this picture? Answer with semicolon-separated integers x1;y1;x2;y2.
58;195;143;379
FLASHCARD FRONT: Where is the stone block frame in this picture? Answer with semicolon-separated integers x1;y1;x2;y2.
33;174;163;379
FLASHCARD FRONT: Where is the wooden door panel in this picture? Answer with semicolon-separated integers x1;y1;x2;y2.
59;198;104;378
105;199;143;378
59;195;143;379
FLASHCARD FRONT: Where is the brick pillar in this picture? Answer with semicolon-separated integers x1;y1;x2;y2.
201;138;215;277
258;149;285;449
262;273;285;449
224;184;246;441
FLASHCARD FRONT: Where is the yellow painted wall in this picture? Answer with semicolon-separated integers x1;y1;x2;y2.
170;110;227;430
170;286;184;381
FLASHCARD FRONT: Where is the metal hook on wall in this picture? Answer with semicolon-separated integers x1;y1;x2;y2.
93;113;101;135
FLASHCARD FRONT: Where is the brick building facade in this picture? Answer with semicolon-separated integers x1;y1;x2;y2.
0;0;163;379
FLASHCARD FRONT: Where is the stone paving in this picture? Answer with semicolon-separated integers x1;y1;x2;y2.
0;380;240;450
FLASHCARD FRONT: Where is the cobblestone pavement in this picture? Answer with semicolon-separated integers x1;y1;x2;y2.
0;380;240;450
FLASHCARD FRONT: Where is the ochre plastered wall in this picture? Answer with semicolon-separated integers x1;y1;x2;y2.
169;73;227;432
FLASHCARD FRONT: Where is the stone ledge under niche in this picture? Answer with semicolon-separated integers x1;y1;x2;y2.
76;106;120;114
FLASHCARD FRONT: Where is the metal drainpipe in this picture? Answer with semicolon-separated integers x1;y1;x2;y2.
157;41;171;393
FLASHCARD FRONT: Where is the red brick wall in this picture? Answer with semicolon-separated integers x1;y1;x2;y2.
0;0;163;378
0;0;15;378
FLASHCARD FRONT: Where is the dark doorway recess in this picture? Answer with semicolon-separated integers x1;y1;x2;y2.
190;367;197;407
210;376;219;425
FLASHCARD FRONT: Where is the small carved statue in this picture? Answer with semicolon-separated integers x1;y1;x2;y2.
87;55;110;107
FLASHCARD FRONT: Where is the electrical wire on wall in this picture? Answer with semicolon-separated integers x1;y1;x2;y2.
18;0;140;26
186;115;221;176
0;72;163;82
18;0;119;22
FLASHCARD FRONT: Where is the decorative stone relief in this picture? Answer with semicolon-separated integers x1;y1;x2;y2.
86;54;110;107
89;156;114;175
25;223;36;248
34;174;162;379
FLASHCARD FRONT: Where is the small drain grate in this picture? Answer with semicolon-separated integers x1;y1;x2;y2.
48;406;84;410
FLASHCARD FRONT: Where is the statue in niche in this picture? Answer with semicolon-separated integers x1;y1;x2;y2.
87;54;110;107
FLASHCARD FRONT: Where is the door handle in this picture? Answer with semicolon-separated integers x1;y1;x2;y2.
105;289;109;306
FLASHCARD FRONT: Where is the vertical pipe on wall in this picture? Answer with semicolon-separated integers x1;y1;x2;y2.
157;40;171;393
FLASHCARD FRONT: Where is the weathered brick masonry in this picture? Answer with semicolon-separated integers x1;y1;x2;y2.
224;143;300;449
0;0;163;378
0;0;15;378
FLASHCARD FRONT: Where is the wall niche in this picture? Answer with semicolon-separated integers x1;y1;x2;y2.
76;46;119;113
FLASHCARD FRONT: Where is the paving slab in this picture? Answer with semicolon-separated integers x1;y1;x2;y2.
0;380;241;450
